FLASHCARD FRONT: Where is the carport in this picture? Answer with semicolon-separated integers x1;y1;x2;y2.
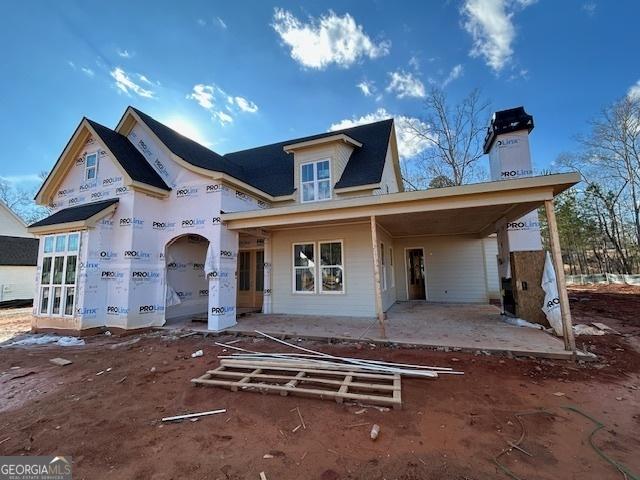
221;173;581;357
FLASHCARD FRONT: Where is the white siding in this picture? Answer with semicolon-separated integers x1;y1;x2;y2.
393;235;489;303
0;202;31;237
0;266;36;301
482;236;500;299
270;223;376;317
374;143;401;195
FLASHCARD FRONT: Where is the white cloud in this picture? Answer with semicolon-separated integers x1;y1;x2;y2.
197;18;207;26
81;67;95;77
187;84;215;109
187;84;258;125
0;174;42;184
110;67;156;98
629;80;640;100
214;111;234;125
356;80;375;97
386;70;426;99
329;108;431;159
461;0;534;72
216;17;227;29
117;48;133;58
409;55;420;71
442;64;464;87
271;8;390;69
234;96;258;113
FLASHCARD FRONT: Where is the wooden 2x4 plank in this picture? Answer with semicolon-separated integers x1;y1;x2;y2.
205;369;398;392
192;374;401;408
219;359;401;380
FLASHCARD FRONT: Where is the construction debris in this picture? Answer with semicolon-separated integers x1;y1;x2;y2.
370;424;380;440
191;350;204;358
193;331;463;409
161;409;226;422
49;358;72;366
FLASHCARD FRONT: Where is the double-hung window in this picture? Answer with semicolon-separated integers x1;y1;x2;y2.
39;233;79;316
293;241;344;294
85;152;98;181
301;159;331;202
319;241;343;293
293;243;315;293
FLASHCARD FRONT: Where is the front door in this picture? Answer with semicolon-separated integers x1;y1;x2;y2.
406;248;426;300
236;249;264;310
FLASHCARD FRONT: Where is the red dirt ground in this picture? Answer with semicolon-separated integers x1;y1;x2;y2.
0;285;639;480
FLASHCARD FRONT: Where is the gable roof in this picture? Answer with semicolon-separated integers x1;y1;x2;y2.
0;236;39;266
130;107;394;197
86;119;170;191
29;198;119;229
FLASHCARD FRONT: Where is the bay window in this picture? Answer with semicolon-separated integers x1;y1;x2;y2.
301;159;331;202
39;232;79;317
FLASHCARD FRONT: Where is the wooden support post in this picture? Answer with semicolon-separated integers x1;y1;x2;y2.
370;216;386;337
544;199;576;353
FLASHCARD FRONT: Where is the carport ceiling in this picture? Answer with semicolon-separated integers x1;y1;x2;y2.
376;202;541;237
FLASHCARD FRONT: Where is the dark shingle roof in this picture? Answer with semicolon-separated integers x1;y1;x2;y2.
86;119;170;191
0;236;39;266
29;198;119;228
131;107;394;197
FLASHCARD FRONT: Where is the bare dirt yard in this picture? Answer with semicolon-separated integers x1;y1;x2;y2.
1;285;639;480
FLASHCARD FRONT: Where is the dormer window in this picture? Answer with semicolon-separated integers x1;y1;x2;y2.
85;152;98;181
301;159;331;203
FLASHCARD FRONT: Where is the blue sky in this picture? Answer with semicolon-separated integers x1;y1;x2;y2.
1;0;638;190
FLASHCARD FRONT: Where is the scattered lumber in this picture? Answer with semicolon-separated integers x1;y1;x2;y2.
49;358;72;366
192;363;402;409
161;409;226;422
193;331;463;409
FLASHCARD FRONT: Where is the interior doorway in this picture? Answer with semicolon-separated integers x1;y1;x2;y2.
405;248;426;300
236;248;264;311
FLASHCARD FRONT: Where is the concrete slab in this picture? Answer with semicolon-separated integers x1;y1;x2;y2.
226;301;576;359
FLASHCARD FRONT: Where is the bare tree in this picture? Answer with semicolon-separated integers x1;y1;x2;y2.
406;88;491;187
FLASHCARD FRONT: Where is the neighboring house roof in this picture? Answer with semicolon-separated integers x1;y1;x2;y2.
0;235;39;266
29;198;119;229
86;119;170;191
131;107;394;197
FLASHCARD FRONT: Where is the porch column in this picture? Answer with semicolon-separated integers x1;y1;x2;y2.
262;234;272;314
544;199;576;353
370;216;386;336
208;227;239;331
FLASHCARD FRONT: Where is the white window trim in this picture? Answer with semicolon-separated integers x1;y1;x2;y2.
380;242;387;291
319;239;345;295
300;159;332;203
389;246;395;288
292;242;316;294
84;151;99;182
39;233;80;318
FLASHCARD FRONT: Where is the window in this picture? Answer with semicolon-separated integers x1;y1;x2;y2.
380;242;387;290
319;241;343;293
238;251;251;291
293;241;344;294
39;233;79;317
85;152;98;181
389;247;395;288
255;250;264;292
301;159;331;202
293;243;315;293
